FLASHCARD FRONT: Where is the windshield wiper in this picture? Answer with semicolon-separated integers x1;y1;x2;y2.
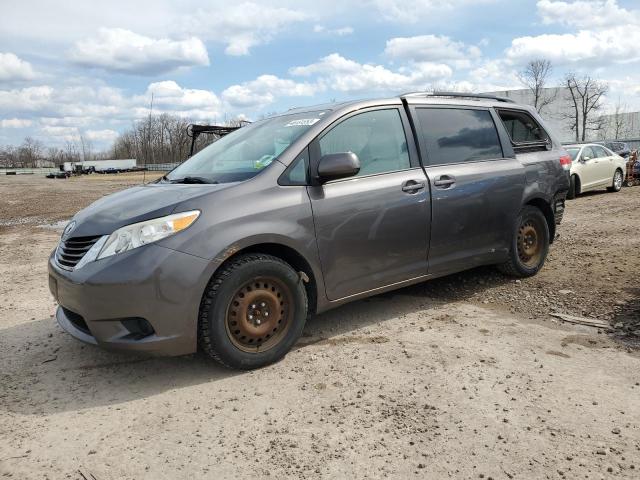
169;176;218;184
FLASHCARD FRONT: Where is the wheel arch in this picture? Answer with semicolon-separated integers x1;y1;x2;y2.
524;197;556;243
209;242;319;315
571;172;582;195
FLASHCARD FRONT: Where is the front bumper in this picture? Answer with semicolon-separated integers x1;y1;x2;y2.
48;243;213;356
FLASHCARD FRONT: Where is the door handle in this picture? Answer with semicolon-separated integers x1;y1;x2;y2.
401;180;425;193
434;175;456;188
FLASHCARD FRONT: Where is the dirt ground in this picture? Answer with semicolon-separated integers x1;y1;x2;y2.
0;173;639;479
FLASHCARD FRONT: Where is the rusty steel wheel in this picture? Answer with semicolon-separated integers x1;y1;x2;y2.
516;221;543;268
199;253;308;369
498;206;549;278
225;276;294;353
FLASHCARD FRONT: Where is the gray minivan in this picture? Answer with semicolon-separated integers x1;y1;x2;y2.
49;92;570;369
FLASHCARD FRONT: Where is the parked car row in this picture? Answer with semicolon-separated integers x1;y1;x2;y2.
563;143;627;199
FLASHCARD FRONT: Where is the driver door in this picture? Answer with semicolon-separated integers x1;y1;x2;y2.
307;107;430;301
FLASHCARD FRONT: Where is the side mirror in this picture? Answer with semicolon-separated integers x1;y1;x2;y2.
581;156;591;162
317;152;360;183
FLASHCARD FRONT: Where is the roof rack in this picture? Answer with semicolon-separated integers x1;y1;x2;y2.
401;91;516;104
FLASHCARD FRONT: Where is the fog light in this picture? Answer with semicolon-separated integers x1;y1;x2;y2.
121;318;155;339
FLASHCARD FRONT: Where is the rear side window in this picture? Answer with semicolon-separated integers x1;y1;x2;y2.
497;109;550;152
581;146;595;160
592;146;608;158
415;108;503;166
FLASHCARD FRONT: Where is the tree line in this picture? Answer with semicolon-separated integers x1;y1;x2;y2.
0;114;245;168
0;136;99;168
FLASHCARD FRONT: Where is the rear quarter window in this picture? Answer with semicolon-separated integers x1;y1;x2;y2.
415;108;503;166
496;109;550;152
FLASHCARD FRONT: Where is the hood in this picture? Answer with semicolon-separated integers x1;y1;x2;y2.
69;183;232;237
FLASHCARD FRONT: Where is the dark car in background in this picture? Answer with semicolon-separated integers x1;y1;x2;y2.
600;141;631;158
49;92;570;369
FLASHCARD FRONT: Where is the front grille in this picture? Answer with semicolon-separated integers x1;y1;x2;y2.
56;235;101;269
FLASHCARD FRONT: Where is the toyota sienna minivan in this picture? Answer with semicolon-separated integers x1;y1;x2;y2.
49;92;570;369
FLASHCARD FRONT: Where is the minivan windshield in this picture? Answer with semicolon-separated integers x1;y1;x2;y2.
165;111;328;184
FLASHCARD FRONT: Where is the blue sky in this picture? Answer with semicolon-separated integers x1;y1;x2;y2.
1;0;639;149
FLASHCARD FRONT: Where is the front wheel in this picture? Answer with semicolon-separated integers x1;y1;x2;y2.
607;169;623;192
498;206;550;278
198;253;308;370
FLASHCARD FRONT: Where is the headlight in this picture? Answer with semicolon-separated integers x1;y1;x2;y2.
97;210;200;260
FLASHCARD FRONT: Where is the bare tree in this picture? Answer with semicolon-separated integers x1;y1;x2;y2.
110;113;248;164
79;135;93;162
564;73;608;142
19;137;44;167
611;101;628;139
64;141;81;163
518;59;557;113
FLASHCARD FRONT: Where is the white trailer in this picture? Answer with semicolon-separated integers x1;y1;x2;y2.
62;159;137;173
83;159;136;172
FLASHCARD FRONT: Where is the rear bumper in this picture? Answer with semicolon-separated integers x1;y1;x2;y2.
48;243;213;356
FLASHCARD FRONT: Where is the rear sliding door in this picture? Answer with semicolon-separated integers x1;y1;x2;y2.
411;106;525;275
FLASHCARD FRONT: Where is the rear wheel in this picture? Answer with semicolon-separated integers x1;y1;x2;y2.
198;253;308;370
498;206;550;278
607;169;623;192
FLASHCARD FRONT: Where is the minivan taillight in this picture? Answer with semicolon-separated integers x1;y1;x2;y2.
559;155;572;171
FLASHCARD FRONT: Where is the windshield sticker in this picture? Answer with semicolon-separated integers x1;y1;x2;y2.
254;155;274;169
285;118;320;127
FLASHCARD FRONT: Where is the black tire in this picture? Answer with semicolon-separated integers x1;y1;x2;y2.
567;174;578;199
607;169;623;192
498;206;550;278
198;253;307;370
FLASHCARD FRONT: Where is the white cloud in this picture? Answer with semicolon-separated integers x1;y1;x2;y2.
468;60;521;92
145;81;219;109
137;81;222;120
0;86;53;112
291;53;452;94
506;27;640;65
182;3;307;55
222;75;317;108
0;79;227;145
385;35;481;67
0;53;36;82
85;129;119;142
39;125;81;142
537;0;639;29
313;25;354;36
506;1;640;67
69;28;209;75
0;118;32;128
370;0;495;22
40;116;93;127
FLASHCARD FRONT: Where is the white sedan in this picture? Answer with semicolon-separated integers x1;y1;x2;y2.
564;143;626;199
